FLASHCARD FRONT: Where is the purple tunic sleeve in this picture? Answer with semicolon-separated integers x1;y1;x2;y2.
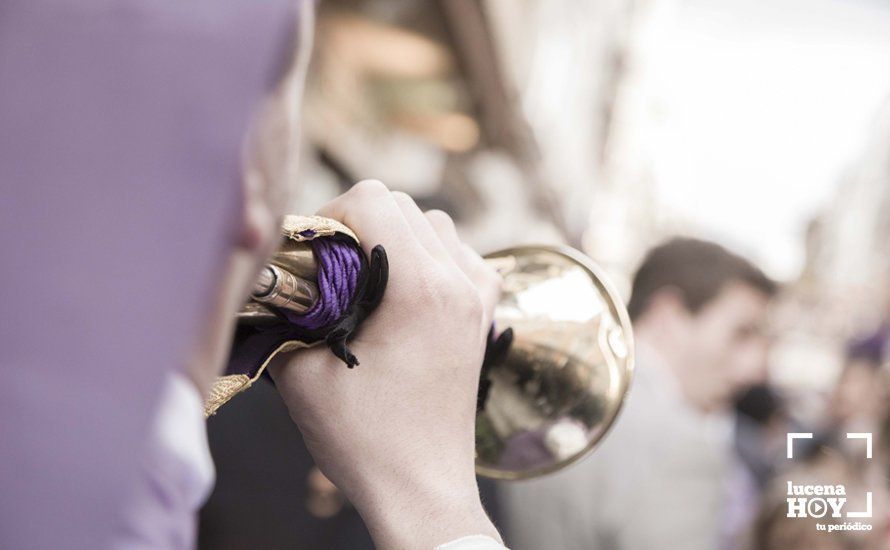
0;1;297;547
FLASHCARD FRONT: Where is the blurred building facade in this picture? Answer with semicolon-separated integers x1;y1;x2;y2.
776;97;890;396
294;0;645;269
806;97;890;328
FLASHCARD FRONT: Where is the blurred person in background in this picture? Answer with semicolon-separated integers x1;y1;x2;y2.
747;433;890;550
722;384;796;549
749;447;867;550
733;385;792;489
742;322;890;550
828;327;890;451
0;2;508;549
498;237;777;550
820;325;890;549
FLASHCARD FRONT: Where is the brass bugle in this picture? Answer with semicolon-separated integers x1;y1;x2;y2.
243;241;634;480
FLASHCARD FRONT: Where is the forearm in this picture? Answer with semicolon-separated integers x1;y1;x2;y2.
350;470;502;549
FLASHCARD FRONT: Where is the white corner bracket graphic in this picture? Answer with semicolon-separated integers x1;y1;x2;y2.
847;491;873;518
846;432;873;459
787;432;813;459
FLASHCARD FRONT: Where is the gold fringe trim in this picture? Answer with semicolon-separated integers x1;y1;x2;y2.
204;339;317;418
204;375;252;417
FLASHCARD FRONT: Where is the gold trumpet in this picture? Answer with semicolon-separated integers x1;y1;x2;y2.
241;234;634;480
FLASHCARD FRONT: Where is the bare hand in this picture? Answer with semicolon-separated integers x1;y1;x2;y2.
268;180;502;549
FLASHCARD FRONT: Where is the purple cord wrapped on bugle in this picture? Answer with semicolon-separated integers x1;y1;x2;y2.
283;237;362;330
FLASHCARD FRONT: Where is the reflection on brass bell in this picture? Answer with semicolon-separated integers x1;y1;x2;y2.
475;245;633;480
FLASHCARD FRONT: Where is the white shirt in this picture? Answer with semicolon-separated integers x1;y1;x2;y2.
113;371;216;549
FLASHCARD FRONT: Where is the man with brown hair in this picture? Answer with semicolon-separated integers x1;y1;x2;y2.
500;237;777;550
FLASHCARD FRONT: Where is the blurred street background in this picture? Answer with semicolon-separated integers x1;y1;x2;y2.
200;1;890;548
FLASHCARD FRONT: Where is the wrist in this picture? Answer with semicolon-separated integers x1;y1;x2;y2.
351;466;500;549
